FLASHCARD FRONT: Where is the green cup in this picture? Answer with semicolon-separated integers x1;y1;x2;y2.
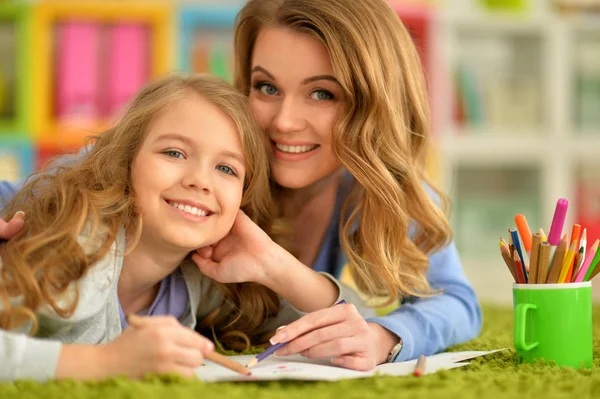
513;282;593;369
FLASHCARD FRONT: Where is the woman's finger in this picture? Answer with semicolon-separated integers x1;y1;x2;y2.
271;304;360;344
274;321;358;356
192;253;219;276
330;354;376;372
297;337;364;360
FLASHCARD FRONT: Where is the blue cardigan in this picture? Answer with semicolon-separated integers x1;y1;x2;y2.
0;172;482;362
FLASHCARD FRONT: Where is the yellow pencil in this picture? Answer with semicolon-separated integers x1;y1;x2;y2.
558;241;578;284
538;228;547;243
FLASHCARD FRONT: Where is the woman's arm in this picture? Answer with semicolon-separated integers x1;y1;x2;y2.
193;210;339;312
366;241;483;362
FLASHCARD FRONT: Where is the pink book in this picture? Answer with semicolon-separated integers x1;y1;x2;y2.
105;24;149;118
56;22;101;122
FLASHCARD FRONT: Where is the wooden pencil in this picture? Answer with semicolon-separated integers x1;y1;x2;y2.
571;247;585;283
546;235;568;284
528;233;542;283
413;354;426;377
500;239;517;282
513;251;525;284
537;242;550;284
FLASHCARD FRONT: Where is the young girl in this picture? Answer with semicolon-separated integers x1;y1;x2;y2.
0;74;342;382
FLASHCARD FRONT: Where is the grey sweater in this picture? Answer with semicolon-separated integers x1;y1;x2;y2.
0;228;371;382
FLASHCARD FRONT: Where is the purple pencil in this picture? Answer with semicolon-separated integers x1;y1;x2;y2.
548;198;569;246
245;299;347;368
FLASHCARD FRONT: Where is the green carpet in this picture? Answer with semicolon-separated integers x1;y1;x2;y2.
2;305;600;399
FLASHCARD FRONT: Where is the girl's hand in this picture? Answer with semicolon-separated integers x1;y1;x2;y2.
192;210;276;284
57;315;214;380
0;211;25;241
268;303;400;371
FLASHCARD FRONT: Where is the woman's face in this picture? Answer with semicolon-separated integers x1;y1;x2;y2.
248;26;346;190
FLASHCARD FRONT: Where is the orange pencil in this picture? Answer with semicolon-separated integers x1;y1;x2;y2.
515;214;533;254
546;235;568;284
564;224;581;282
558;241;578;283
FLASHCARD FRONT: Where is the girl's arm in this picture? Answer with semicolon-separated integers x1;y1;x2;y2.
1;316;213;382
0;180;23;210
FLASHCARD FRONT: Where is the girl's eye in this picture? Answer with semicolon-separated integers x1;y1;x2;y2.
310;89;334;101
255;82;279;96
164;150;185;159
217;164;237;176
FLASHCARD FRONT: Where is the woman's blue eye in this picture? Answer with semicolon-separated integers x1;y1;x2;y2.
257;83;278;96
217;165;237;176
311;90;334;100
164;150;184;159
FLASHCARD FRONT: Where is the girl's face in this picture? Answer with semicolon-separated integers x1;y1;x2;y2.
248;26;346;190
131;93;246;251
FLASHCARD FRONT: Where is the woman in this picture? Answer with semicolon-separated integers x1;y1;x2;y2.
1;0;481;372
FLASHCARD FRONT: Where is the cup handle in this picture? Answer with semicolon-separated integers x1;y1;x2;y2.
514;303;539;352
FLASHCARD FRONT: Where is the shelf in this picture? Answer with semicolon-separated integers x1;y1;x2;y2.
440;133;547;164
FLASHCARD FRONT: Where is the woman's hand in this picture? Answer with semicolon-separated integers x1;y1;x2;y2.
268;303;400;371
0;211;25;241
192;210;276;284
57;316;214;380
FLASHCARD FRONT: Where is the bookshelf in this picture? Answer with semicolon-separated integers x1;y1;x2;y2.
434;2;600;303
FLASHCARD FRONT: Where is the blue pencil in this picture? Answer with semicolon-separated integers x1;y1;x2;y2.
510;228;528;283
245;299;347;368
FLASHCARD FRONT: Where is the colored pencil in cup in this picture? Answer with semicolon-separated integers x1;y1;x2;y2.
584;247;600;282
513;252;526;285
515;214;533;254
246;299;347;368
537;242;550;284
564;225;581;282
571;230;586;282
558;241;578;284
574;239;599;283
500;238;517;282
548;198;568;246
538;228;547;243
528;233;542;283
127;314;251;376
546;235;568;284
510;229;528;282
414;354;426;377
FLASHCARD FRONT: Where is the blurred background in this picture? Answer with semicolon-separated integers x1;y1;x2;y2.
0;0;599;303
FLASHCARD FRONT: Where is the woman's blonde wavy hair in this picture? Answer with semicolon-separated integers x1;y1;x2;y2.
0;74;280;349
235;0;452;303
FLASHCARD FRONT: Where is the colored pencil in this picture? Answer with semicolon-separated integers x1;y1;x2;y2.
510;229;528;282
575;239;599;283
558;241;578;284
548;198;568;246
515;214;533;254
546;235;568;284
537;242;550;284
564;225;581;282
585;248;600;281
414;354;426;377
513;252;525;285
528;233;542;283
500;239;517;282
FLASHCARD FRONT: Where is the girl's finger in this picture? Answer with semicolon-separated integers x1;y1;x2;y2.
0;212;25;240
195;246;213;258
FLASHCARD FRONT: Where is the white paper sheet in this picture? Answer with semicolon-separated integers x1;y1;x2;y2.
195;349;506;382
